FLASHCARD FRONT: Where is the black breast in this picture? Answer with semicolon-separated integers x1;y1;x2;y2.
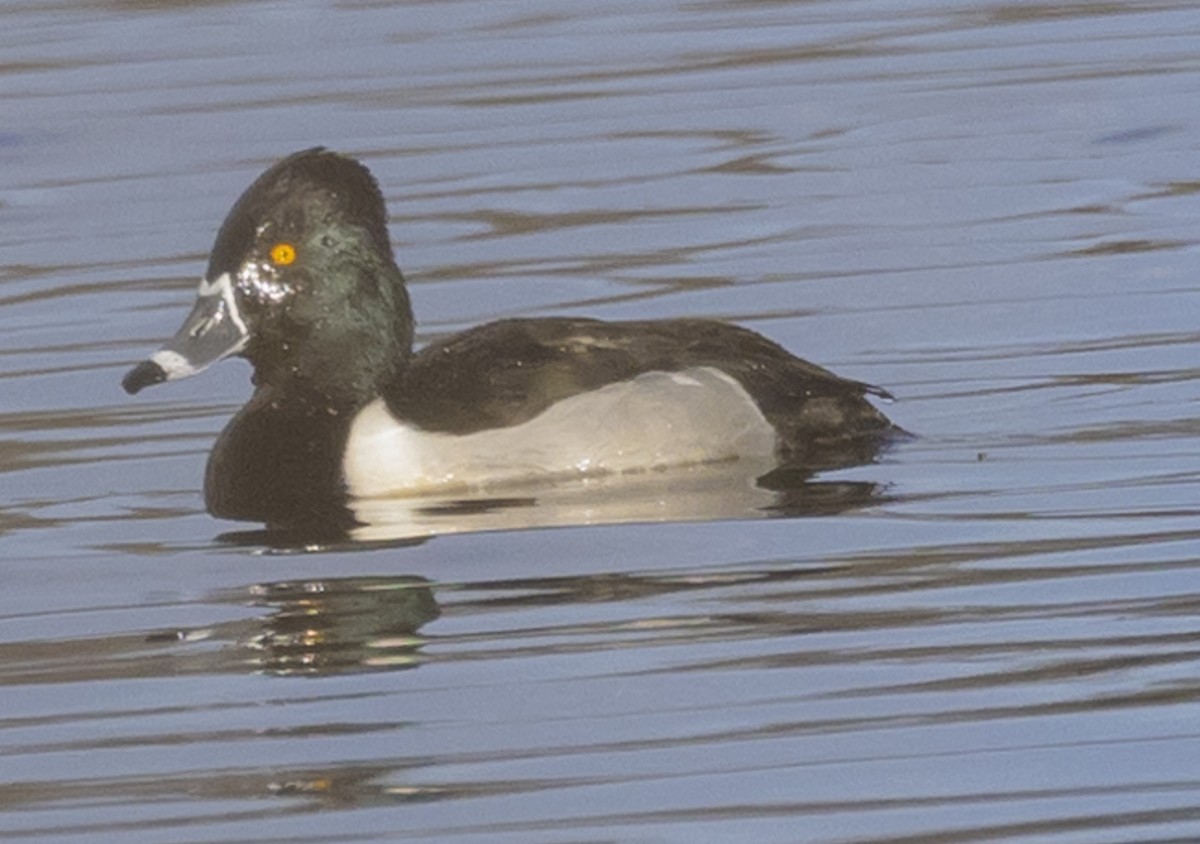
204;388;359;531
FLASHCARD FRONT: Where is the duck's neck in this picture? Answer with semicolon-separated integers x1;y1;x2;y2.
206;263;415;530
251;264;415;413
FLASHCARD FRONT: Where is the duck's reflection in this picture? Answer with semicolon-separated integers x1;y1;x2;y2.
0;576;439;687
142;575;441;677
187;474;884;678
0;467;885;686
172;462;888;678
219;456;889;549
348;454;890;543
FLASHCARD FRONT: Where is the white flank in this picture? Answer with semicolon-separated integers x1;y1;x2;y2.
343;366;777;499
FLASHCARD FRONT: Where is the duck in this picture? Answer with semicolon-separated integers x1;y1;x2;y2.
123;148;900;530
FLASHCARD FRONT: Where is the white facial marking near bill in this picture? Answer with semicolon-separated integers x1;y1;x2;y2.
197;272;250;336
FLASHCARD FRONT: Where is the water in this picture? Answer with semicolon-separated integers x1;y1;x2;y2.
4;0;1200;841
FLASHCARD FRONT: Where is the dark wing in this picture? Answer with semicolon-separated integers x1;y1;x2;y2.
385;317;895;455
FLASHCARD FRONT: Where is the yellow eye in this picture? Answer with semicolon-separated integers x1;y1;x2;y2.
269;242;297;266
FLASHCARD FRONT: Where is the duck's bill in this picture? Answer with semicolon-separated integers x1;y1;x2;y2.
122;273;249;395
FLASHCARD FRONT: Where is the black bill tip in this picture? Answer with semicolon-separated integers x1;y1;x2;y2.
122;360;167;395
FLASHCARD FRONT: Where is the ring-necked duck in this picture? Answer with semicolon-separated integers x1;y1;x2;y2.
123;148;899;528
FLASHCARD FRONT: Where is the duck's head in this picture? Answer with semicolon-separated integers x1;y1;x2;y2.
123;148;413;402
